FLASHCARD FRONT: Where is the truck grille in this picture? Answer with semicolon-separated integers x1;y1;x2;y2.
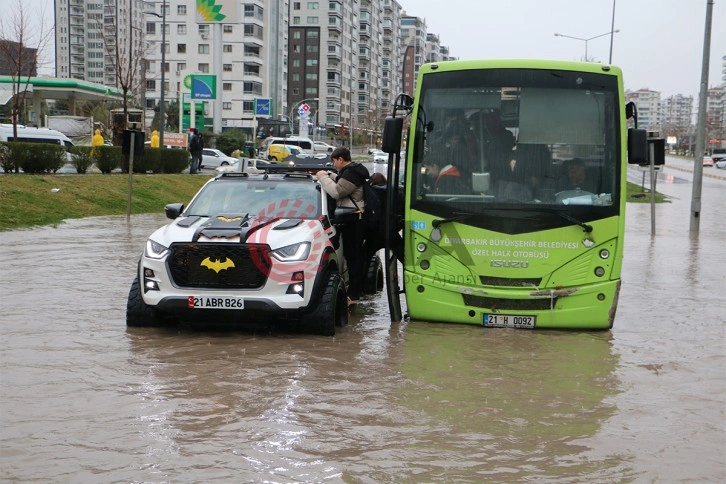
167;243;270;289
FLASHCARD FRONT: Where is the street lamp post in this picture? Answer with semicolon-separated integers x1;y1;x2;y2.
146;1;167;146
554;30;619;62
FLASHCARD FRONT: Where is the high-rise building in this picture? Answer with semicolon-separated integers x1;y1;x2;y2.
625;89;661;132
400;12;425;97
0;40;39;76
142;0;289;138
55;0;145;87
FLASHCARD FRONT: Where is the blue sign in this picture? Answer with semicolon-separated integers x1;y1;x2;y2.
191;75;216;100
255;98;272;116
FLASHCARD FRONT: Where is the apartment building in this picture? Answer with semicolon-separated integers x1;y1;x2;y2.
400;12;426;97
661;94;693;138
52;0;450;140
142;0;288;137
625;88;661;132
55;0;145;86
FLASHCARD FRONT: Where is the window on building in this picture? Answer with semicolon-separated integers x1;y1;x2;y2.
177;5;186;15
223;64;232;72
177;62;186;72
243;101;254;113
293;31;301;39
293;2;301;9
199;25;210;36
306;87;318;96
307;2;319;9
146;22;155;35
306;45;318;53
223;102;232;110
198;63;209;73
223;82;232;91
293;44;301;53
177;44;186;53
292;73;300;81
293;16;300;25
305;59;318;66
146;80;156;91
199;44;210;54
177;24;186;35
223;44;232;53
307;30;319;38
224;25;233;33
306;16;319;23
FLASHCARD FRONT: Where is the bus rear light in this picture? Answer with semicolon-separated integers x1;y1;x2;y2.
594;267;606;277
416;242;427;253
599;249;610;259
420;260;430;270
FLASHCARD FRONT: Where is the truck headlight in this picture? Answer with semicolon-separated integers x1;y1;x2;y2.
271;242;311;262
145;239;169;259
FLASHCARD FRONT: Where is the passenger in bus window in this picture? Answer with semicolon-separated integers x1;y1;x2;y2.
558;158;600;193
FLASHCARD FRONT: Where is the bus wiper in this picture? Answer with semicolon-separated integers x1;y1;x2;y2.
432;212;473;228
555;211;593;233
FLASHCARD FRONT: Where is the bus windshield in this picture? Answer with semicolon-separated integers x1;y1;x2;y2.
410;68;620;232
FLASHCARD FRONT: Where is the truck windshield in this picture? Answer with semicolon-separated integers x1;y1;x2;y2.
410;68;620;232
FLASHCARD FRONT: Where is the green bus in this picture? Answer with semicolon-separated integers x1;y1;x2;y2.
380;59;651;329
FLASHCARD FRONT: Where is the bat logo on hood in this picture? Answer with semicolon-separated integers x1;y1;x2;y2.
200;257;235;273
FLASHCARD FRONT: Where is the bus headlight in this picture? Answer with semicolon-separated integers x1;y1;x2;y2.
594;266;606;277
416;242;427;253
599;249;610;259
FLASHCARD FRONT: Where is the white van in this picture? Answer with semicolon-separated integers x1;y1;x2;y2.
0;124;74;149
262;136;314;159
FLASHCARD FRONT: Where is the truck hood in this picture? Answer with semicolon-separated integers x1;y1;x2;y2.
149;215;324;250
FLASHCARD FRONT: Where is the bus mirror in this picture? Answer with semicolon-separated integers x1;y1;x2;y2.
627;128;648;164
382;116;403;153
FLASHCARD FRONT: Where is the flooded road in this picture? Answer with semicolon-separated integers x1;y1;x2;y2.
1;161;724;482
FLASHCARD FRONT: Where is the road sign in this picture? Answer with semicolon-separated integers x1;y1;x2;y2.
163;132;188;148
255;98;271;116
301;103;310;112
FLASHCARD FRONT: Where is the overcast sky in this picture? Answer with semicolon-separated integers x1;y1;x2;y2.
405;0;725;99
22;0;726;99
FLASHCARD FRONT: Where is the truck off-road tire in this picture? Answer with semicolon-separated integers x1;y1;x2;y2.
363;254;384;294
126;276;165;327
300;272;347;336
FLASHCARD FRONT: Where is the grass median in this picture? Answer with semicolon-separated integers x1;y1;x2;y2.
0;173;210;231
0;174;665;232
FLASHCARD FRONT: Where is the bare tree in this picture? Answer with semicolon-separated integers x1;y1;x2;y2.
94;0;145;142
0;0;54;172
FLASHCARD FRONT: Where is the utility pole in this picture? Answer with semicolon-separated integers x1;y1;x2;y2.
689;0;714;236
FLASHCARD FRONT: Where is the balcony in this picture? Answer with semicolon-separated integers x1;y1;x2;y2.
327;44;342;61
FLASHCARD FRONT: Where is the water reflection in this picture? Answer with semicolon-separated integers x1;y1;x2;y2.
393;324;623;480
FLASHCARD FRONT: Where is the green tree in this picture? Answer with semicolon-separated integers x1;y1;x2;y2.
215;129;247;156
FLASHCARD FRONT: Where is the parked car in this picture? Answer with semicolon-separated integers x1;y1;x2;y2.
372;151;387;163
715;158;726;169
199;148;237;169
268;144;307;161
126;161;383;336
703;155;714;167
313;141;336;153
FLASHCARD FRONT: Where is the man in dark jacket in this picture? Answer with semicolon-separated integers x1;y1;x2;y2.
316;147;369;304
188;128;203;174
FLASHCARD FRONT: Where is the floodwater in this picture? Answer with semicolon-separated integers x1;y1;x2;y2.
1;159;724;482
